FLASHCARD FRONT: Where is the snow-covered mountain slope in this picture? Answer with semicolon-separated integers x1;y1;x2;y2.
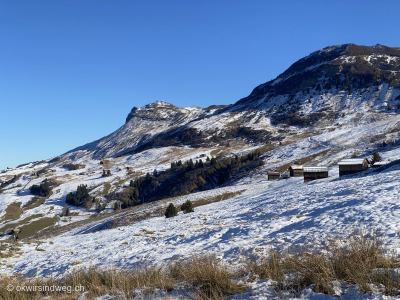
64;101;206;160
54;44;399;165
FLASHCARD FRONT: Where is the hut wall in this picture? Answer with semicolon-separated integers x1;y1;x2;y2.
268;175;280;181
290;169;303;177
303;171;328;182
339;164;367;177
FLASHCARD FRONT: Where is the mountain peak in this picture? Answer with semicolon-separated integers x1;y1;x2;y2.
234;43;400;110
125;101;202;124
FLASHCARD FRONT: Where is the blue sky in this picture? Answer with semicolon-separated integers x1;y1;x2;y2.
1;1;400;170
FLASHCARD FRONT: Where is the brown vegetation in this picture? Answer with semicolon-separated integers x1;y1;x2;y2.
2;232;399;299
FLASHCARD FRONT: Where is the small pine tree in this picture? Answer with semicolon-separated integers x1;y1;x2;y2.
372;152;382;164
181;200;194;214
65;207;70;216
153;169;158;177
198;159;204;168
107;170;112;177
165;203;178;218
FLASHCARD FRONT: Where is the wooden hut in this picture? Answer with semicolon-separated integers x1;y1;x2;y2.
267;171;280;181
303;167;329;182
338;158;369;177
289;165;303;177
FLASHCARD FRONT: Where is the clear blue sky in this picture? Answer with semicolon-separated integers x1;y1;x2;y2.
1;1;400;170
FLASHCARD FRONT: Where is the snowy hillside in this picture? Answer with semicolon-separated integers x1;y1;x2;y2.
1;43;400;299
1;148;400;299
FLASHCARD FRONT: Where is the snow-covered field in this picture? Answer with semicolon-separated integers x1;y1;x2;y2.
1;146;399;298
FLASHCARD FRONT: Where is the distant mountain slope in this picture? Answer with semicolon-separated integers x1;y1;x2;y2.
64;44;400;162
65;101;205;160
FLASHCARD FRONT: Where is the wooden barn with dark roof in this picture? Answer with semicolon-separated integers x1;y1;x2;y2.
267;171;280;181
289;165;303;177
303;166;329;182
338;158;369;177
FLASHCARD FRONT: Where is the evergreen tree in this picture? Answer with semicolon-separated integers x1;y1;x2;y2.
181;200;194;213
132;188;139;200
165;203;178;218
30;179;52;197
152;180;159;190
153;169;158;177
198;159;204;168
66;184;91;207
372;152;382;164
198;175;206;186
107;170;112;177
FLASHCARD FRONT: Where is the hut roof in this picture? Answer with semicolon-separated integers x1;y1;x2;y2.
338;158;368;166
290;165;303;169
373;161;388;166
267;171;280;176
303;166;329;172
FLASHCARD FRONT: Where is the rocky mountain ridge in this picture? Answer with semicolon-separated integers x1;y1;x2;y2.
62;44;400;163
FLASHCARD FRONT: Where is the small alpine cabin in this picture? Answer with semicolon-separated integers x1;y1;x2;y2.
267;171;281;181
289;165;303;177
338;158;369;177
303;167;329;182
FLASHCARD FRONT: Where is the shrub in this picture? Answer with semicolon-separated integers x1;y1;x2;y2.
62;163;83;171
66;184;91;207
165;203;177;218
30;180;52;197
181;200;194;214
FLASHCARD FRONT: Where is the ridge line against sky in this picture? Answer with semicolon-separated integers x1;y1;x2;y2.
1;0;400;170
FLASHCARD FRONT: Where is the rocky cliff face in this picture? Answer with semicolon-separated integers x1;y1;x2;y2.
66;101;204;160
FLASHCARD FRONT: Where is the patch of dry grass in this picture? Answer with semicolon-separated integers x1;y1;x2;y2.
250;231;400;296
1;202;23;221
192;190;245;208
1;233;399;298
0;255;245;299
